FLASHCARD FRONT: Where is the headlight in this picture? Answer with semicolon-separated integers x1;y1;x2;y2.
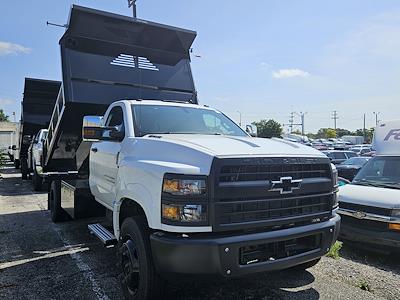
389;209;400;231
331;163;338;187
391;209;400;219
161;175;208;225
162;204;207;223
331;164;339;208
163;178;206;196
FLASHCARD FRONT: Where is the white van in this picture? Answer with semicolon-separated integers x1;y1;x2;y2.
338;120;400;251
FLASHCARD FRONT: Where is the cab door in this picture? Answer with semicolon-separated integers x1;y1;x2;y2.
90;105;125;209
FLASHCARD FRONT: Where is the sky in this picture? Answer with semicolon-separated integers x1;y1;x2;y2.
1;0;400;133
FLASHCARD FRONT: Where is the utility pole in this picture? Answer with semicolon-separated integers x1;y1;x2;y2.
289;111;295;133
127;0;137;18
373;112;380;126
299;112;307;136
363;113;366;141
332;111;338;132
237;110;242;127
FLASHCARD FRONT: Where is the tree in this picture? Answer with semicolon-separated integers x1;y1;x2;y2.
252;119;282;138
335;128;351;137
291;129;302;135
316;128;336;138
0;109;9;122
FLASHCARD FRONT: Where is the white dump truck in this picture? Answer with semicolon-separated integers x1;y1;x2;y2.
42;5;340;299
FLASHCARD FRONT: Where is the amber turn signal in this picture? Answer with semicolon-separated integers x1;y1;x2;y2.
388;223;400;231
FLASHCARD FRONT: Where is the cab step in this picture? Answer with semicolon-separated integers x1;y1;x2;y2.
88;223;118;247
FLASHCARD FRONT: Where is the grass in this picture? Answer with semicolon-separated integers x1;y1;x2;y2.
357;280;373;292
326;241;343;259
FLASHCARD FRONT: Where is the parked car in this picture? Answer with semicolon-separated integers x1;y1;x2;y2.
322;150;358;164
350;145;372;156
338;120;400;252
336;156;370;181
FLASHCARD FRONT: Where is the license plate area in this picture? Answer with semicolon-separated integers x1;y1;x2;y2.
239;234;322;265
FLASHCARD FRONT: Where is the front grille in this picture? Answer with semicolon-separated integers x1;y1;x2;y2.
220;162;331;183
216;194;333;226
211;157;334;231
339;202;391;216
341;215;388;231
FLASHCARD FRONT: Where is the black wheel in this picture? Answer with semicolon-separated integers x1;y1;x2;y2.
292;258;321;270
32;166;43;191
49;180;63;222
118;217;164;300
21;159;28;180
14;159;20;169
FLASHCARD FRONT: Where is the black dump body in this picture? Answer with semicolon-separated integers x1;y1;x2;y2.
44;5;197;172
19;78;60;158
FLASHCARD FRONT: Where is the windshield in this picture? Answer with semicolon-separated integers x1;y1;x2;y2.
132;105;248;137
353;156;400;189
341;157;369;166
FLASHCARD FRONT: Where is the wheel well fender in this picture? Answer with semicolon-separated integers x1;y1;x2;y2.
113;198;147;239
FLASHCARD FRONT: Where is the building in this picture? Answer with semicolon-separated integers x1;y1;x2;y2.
0;122;19;151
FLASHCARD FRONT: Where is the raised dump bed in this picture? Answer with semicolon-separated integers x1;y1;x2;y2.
19;78;60;162
43;5;197;173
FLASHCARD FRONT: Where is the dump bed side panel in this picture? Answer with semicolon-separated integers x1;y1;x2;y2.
44;5;197;171
19;78;60;158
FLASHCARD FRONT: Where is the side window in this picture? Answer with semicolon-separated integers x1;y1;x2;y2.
103;106;125;139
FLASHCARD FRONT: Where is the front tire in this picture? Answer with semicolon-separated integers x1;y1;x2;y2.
32;166;43;191
21;158;28;180
118;217;164;300
14;159;20;169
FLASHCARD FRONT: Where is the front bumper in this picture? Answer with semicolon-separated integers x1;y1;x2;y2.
339;221;400;249
150;214;340;277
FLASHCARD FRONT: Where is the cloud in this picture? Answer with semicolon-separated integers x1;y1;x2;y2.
272;69;310;79
0;41;31;56
0;98;15;106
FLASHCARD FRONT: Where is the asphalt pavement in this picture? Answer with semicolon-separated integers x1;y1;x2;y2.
1;162;398;300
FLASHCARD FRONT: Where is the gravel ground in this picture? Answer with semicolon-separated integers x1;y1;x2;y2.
1;161;399;299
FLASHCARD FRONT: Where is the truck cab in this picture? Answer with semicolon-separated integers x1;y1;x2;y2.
80;99;341;298
338;120;400;251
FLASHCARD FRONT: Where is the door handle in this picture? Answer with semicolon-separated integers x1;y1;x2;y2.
91;147;98;153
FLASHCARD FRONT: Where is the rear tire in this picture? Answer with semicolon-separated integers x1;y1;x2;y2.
292;258;321;270
118;216;164;300
49;180;63;222
21;159;28;180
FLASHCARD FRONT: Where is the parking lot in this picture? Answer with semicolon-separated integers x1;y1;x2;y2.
0;162;399;300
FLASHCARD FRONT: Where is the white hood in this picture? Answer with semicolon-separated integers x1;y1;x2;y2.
152;134;325;157
339;184;400;209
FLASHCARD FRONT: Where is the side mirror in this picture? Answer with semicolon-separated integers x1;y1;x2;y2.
246;125;258;137
82;116;103;141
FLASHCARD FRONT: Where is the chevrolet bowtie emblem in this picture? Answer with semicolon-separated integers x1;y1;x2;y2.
269;177;302;194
